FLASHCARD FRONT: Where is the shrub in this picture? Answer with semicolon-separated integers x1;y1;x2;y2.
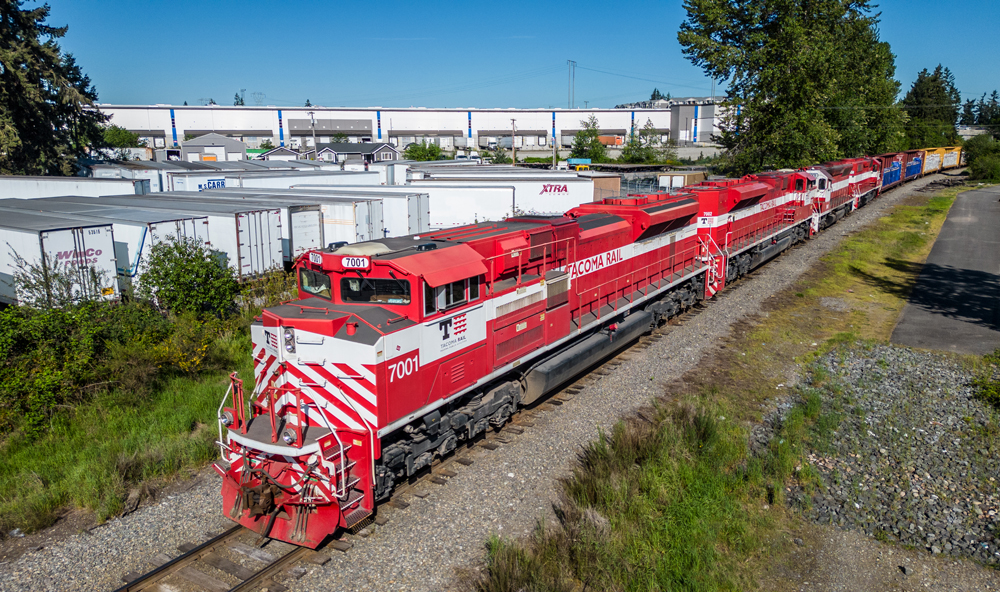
0;301;170;435
138;237;239;318
973;349;1000;409
969;154;1000;182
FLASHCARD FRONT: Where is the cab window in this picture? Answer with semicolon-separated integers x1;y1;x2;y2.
795;179;804;191
818;179;827;190
424;277;480;316
300;268;332;299
341;277;411;304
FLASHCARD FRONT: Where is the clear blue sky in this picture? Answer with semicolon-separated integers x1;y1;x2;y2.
43;0;999;109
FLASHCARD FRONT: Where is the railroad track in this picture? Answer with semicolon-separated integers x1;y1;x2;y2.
112;524;324;592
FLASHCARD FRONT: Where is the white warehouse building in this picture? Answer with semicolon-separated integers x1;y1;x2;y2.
98;100;722;152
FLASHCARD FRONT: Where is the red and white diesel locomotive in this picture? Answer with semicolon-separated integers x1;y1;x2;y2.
213;155;894;547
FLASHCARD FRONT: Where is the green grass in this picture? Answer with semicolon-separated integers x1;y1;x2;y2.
464;398;832;592
0;333;252;533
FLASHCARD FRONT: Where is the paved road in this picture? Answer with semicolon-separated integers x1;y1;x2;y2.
891;186;1000;355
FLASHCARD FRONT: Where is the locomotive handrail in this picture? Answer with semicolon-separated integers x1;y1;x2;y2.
305;399;349;500
332;387;376;505
480;234;577;292
216;379;235;461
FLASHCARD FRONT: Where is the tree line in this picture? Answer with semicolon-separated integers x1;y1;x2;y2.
677;0;980;175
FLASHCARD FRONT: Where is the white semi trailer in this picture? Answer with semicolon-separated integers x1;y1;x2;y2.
0;210;119;305
0;198;209;281
52;196;282;277
229;186;429;237
0;175;145;198
409;176;595;216
223;171;381;189
200;189;386;246
309;184;516;229
164;192;325;263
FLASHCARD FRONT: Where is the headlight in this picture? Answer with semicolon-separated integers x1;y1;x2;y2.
283;327;295;353
220;410;234;427
281;429;297;444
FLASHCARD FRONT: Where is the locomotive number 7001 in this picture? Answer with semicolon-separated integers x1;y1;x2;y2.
388;354;419;382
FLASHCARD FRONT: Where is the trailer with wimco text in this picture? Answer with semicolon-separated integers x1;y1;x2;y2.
0;209;119;305
47;195;282;278
0;198;209;283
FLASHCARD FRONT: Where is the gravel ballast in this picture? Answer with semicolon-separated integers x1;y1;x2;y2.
0;175;955;592
797;344;1000;565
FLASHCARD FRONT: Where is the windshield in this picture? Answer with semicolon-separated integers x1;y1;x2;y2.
341;277;411;305
300;268;332;299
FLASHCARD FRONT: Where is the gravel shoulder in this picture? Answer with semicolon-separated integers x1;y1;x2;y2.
0;173;967;592
761;343;1000;591
795;345;1000;561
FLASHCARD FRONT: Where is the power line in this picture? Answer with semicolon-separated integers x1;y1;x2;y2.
575;64;712;93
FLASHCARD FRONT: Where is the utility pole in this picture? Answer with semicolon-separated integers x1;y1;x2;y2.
584;100;588;109
308;111;317;160
510;118;517;165
552;130;557;169
567;60;577;109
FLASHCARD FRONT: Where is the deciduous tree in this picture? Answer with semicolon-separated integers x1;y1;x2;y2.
403;141;443;161
0;0;107;175
678;0;905;175
620;118;675;164
570;115;607;162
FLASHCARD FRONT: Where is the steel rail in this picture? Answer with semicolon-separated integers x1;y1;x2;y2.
111;525;244;592
227;545;312;592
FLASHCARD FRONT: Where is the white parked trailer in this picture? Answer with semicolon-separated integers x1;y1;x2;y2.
165;191;325;263
0;210;119;305
318;183;519;229
236;186;429;237
97;160;193;193
204;189;386;246
0;175;145;198
409;176;594;216
0;198;209;280
51;196;282;278
224;170;380;189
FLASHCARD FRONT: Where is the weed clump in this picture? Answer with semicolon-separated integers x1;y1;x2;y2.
972;349;1000;409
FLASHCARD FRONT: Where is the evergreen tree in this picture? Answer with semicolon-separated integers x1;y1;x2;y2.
233;92;244;106
304;99;312;107
0;0;107;175
900;64;961;147
960;99;978;126
651;88;665;101
976;91;1000;137
678;0;905;175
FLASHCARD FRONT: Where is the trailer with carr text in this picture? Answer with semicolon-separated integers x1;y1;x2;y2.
0;198;209;281
50;195;282;278
0;210;119;305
